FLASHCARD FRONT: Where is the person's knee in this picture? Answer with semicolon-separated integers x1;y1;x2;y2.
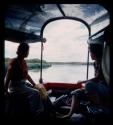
26;88;40;99
31;89;40;97
85;82;97;94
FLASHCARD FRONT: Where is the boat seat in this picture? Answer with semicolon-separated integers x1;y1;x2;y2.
68;113;86;124
5;92;31;117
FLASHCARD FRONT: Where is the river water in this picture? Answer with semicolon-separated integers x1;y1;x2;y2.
29;64;94;84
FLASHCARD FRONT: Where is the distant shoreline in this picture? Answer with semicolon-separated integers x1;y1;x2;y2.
48;62;93;65
5;58;93;66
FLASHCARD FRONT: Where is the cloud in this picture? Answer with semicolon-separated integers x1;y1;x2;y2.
5;19;90;62
5;41;41;59
61;4;85;18
43;19;89;62
5;41;19;58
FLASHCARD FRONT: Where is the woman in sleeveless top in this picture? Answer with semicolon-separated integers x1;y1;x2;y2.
4;42;44;116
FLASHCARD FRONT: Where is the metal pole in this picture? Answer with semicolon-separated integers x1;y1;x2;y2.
86;48;90;80
39;41;43;83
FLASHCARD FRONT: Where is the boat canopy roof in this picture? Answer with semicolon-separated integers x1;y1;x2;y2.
5;4;110;43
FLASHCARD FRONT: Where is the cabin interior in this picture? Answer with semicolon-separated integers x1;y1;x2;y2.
1;4;111;124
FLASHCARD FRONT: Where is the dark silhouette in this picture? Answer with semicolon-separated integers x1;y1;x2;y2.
4;42;44;117
60;43;110;119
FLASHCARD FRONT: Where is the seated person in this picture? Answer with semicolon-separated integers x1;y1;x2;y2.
77;43;110;107
4;42;46;116
58;43;110;119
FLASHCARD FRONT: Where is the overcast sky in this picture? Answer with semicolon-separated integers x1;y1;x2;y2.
5;18;109;62
5;20;89;62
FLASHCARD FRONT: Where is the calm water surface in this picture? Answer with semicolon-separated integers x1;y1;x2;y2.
29;64;94;84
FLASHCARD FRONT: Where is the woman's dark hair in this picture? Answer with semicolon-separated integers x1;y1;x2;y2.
17;42;29;56
89;43;103;59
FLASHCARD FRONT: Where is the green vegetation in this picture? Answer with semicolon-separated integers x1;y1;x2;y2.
5;58;51;70
5;58;93;72
27;62;51;70
26;58;46;63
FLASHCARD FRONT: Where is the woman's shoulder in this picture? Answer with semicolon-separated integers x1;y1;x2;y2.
7;58;17;70
8;58;18;65
9;57;16;62
23;59;27;65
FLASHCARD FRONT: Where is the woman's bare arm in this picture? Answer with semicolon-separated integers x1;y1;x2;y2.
56;94;78;119
4;69;11;93
26;74;36;87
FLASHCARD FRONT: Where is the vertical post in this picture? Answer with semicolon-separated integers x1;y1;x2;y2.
39;38;46;84
39;41;43;83
86;49;90;80
87;25;91;80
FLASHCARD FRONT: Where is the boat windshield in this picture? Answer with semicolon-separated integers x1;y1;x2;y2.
42;19;94;83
